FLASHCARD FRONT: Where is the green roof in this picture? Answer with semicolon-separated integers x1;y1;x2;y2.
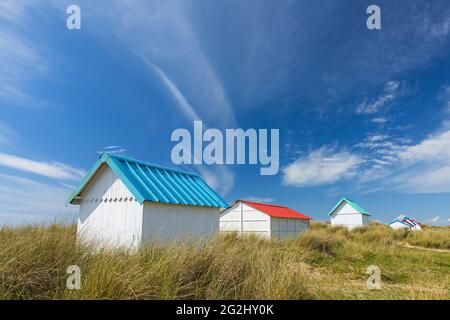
328;197;371;216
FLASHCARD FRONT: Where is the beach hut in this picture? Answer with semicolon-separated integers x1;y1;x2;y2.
219;200;312;239
389;215;422;230
329;197;370;229
67;153;229;249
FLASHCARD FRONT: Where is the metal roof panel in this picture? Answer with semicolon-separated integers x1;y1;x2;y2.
66;153;229;208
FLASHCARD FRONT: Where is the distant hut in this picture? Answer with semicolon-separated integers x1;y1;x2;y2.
389;215;422;231
220;200;312;239
329;197;370;229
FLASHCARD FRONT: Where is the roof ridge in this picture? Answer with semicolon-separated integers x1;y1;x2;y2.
239;200;288;208
328;196;371;216
67;153;229;208
237;200;312;220
103;153;199;177
342;196;356;203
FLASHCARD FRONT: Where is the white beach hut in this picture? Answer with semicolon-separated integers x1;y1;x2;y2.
388;215;422;231
220;200;312;239
329;197;370;230
67;153;229;249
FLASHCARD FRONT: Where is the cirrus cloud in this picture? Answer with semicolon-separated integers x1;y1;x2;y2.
0;152;85;180
356;81;400;114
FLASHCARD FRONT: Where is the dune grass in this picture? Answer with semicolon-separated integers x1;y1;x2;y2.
402;225;450;249
0;222;448;300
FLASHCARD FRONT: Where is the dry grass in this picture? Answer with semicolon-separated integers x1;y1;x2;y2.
0;222;448;300
402;225;450;249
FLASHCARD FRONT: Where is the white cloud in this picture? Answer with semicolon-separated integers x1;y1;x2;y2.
294;130;450;193
0;1;25;22
197;166;234;196
398;130;450;163
74;0;236;127
97;145;126;155
367;134;390;143
0;173;77;226
0;120;18;146
0;2;50;107
391;164;450;193
372;117;388;124
282;147;363;187
424;215;449;226
0;152;85;180
356;81;400;114
355;129;450;193
141;58;201;122
244;196;275;203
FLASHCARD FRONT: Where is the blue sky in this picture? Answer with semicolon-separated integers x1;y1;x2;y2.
1;0;450;226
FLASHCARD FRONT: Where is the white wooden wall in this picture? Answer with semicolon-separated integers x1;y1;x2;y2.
142;202;219;242
220;203;310;239
271;217;309;239
330;202;368;230
362;214;370;226
77;165;143;249
219;202;271;238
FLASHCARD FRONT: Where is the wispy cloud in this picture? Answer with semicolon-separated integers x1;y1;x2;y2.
0;1;26;22
138;57;234;196
283;129;450;192
244;196;275;203
419;14;450;38
372;117;388;124
356;81;400;114
0;173;77;226
285;129;450;194
388;130;450;193
424;215;449;226
398;130;450;163
282;147;363;187
0;120;18;146
141;58;201;122
0;2;51;108
0;152;85;180
347;81;450;194
97;145;127;155
197;166;234;196
355;134;410;160
75;0;236;127
353;128;450;193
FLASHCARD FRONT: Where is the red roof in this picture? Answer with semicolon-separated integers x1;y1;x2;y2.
238;200;312;220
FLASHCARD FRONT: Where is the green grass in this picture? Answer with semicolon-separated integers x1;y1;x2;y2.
0;222;448;300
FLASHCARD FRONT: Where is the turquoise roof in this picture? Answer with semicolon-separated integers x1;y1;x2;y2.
66;153;229;208
388;219;410;227
328;197;371;216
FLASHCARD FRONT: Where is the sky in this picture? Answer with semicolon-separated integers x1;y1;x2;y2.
0;0;450;226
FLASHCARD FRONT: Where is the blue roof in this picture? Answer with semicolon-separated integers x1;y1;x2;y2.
328;197;371;216
388;219;411;227
66;153;229;208
388;216;418;227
